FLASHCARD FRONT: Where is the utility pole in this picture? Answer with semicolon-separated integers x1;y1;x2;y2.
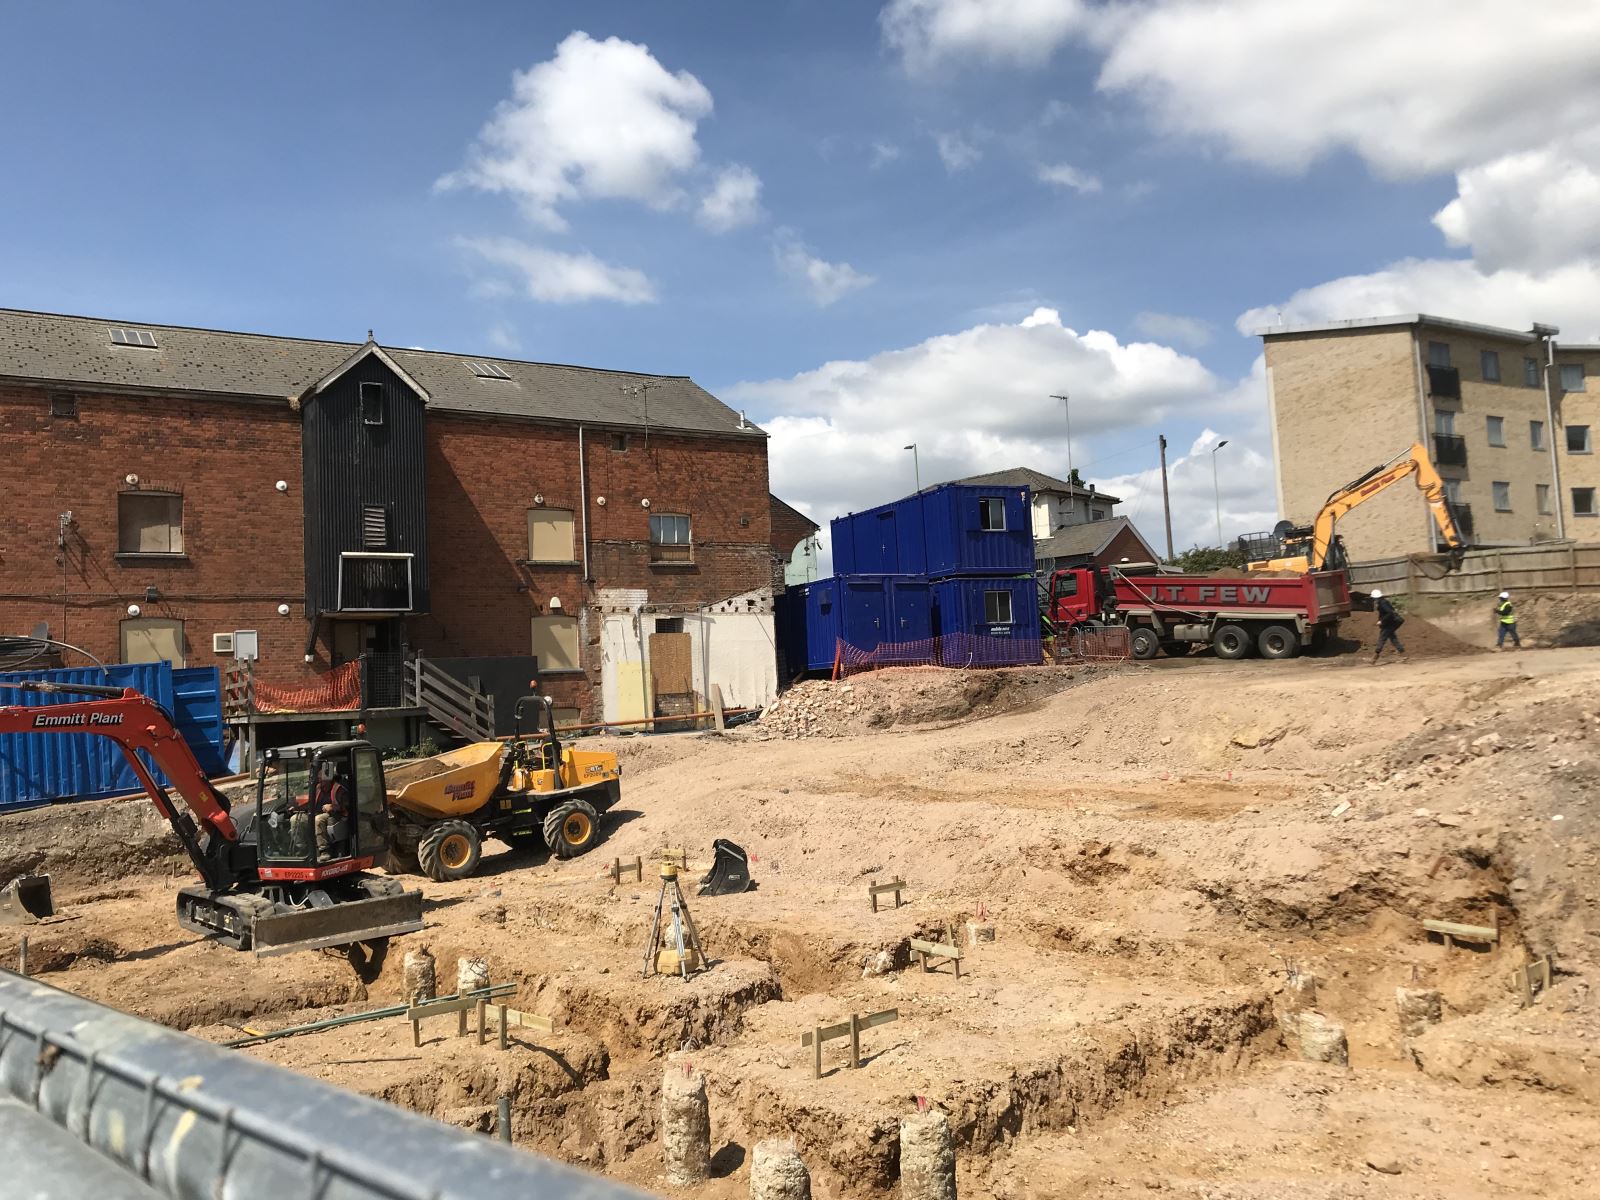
1211;439;1230;546
1158;437;1174;562
1050;393;1073;521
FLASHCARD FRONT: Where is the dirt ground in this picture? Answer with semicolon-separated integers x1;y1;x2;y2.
3;644;1598;1198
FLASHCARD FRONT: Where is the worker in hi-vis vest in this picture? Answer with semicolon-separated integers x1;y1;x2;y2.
1494;590;1521;650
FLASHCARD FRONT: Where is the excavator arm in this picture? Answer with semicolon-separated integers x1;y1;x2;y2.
0;681;241;891
1306;441;1466;570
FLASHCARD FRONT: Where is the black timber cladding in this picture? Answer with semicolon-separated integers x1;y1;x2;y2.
302;354;429;616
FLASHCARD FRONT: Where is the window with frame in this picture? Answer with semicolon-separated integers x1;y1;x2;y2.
49;392;78;419
1568;424;1591;453
531;615;581;671
527;508;576;561
610;433;629;452
1574;488;1597;517
1492;481;1512;512
649;513;692;563
979;497;1007;531
1427;341;1452;368
1537;484;1552;515
1530;420;1545;450
1480;350;1500;382
360;381;385;426
1560;363;1586;393
1486;415;1505;447
118;492;183;555
984;589;1014;624
1443;479;1464;505
1434;410;1456;435
1524;356;1540;387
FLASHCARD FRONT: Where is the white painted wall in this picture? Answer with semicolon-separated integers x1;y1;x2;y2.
784;534;821;586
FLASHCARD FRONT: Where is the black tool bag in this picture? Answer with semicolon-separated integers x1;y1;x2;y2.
698;839;755;896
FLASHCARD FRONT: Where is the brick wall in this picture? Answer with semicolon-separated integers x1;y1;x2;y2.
769;496;818;560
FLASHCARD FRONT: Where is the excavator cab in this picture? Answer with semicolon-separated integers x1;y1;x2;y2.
254;742;389;872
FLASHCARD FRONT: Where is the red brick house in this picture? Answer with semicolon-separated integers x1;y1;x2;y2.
0;308;779;748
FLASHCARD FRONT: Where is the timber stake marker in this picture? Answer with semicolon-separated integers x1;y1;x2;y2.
801;1008;899;1078
869;878;907;912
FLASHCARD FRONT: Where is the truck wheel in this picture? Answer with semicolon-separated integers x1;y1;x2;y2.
1257;624;1300;660
417;821;482;882
543;799;600;859
1213;624;1253;660
1129;628;1162;660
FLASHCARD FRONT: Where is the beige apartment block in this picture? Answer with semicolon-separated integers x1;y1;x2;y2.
1556;344;1600;530
1261;314;1574;562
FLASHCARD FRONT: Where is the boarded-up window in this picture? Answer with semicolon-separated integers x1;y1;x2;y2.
532;615;580;671
528;509;576;561
121;618;185;667
118;493;183;554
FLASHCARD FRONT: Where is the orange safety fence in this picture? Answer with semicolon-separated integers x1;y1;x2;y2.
1061;626;1133;662
250;660;363;714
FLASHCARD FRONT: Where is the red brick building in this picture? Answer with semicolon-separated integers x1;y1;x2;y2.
0;308;780;744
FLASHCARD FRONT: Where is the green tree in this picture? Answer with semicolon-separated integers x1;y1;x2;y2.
1171;544;1247;573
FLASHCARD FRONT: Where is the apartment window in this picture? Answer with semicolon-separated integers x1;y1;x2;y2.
527;508;576;562
1443;479;1464;505
1090;509;1105;521
1574;488;1597;517
1492;481;1511;512
649;513;693;563
1568;425;1592;453
360;381;385;426
531;615;581;671
1427;341;1452;368
610;433;628;452
1530;420;1545;450
1560;364;1586;393
983;589;1014;624
1537;484;1552;515
117;492;183;555
1486;415;1505;447
979;497;1007;531
1480;350;1500;382
1524;356;1540;387
1434;410;1456;436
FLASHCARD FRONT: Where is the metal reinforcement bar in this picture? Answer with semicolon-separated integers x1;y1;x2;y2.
0;969;654;1200
224;982;517;1048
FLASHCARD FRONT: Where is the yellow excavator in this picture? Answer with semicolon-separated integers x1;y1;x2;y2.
1245;442;1467;574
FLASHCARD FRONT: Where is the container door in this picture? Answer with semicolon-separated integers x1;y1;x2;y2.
874;511;899;573
890;582;931;643
843;581;889;651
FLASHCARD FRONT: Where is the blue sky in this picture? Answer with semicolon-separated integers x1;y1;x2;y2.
5;2;1599;551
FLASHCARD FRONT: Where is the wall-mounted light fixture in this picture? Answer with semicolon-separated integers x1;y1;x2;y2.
641;498;652;509
550;596;563;611
596;496;607;507
124;474;139;487
275;480;288;492
277;604;291;616
533;493;545;506
126;603;141;617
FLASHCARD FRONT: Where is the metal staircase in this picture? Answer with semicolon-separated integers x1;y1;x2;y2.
404;653;496;744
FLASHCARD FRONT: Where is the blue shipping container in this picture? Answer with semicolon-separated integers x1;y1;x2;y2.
797;576;934;670
0;662;228;810
830;483;1034;579
931;576;1042;666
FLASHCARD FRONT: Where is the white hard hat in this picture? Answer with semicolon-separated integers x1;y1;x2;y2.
1499;591;1510;599
1369;589;1383;599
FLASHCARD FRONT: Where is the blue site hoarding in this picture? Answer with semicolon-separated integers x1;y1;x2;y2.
0;662;227;810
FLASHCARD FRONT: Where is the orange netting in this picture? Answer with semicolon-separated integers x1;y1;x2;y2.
251;660;362;713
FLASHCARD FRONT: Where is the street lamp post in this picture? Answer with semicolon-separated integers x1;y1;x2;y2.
1211;439;1230;545
904;443;921;493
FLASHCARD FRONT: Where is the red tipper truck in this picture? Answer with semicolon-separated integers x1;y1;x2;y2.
1047;563;1352;661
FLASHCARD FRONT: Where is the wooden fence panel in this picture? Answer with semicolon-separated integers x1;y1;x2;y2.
1350;541;1600;600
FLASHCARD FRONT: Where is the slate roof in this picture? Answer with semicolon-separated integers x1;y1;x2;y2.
1034;517;1155;563
955;466;1121;504
0;308;763;438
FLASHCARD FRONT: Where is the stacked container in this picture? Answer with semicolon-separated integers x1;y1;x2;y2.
782;483;1039;671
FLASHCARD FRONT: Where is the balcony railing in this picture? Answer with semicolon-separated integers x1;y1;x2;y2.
1427;365;1461;399
1432;433;1468;467
1449;502;1474;541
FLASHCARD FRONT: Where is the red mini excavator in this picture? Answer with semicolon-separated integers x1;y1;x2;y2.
0;680;424;956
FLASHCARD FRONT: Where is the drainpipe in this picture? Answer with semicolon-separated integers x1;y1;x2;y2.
1409;332;1437;550
1540;329;1566;539
578;425;591;581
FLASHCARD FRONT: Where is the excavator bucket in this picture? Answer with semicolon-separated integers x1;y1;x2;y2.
698;840;754;897
0;874;54;925
250;889;425;958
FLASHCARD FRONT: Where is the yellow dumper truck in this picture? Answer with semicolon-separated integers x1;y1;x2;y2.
384;695;622;881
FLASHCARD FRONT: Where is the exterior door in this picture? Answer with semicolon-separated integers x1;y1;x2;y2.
120;618;185;667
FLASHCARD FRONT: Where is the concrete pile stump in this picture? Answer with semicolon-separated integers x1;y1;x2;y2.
1396;987;1443;1039
899;1110;956;1200
1296;1011;1349;1066
457;955;489;994
751;1140;811;1200
402;946;437;1004
661;1067;711;1186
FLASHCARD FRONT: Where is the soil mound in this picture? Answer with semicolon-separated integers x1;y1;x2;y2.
1335;609;1485;658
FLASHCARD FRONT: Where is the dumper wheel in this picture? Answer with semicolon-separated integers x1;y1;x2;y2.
417;821;482;882
543;799;600;859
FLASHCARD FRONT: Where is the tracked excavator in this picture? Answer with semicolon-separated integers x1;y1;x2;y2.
0;680;423;956
1243;442;1468;574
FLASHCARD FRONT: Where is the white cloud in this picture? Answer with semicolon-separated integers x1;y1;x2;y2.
1095;2;1600;178
437;32;713;230
935;131;982;172
485;321;521;352
1433;142;1600;273
458;236;657;305
1236;258;1600;343
1037;162;1102;194
697;164;764;233
772;230;876;306
870;141;904;169
1133;311;1212;348
729;306;1264;550
881;0;1090;71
